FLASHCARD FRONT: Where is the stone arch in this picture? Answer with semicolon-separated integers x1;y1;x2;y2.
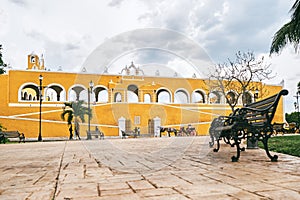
174;88;189;104
192;89;206;103
208;91;221;104
45;83;66;102
94;85;108;103
242;91;253;105
156;88;172;103
127;84;138;103
68;84;87;102
226;90;238;105
18;82;40;101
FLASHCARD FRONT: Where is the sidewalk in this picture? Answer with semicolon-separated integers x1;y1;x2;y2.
0;137;300;199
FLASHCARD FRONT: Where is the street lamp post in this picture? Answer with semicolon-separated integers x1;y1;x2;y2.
38;75;43;141
87;80;94;140
294;85;300;130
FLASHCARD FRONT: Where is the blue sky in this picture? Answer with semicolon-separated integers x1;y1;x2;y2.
0;0;299;113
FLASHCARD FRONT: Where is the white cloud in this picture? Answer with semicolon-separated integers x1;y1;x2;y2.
81;28;213;78
1;0;299;113
108;0;124;7
9;0;27;6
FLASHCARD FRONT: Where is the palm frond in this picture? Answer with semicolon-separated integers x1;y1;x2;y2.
61;100;92;124
270;0;300;54
270;22;292;54
61;109;74;125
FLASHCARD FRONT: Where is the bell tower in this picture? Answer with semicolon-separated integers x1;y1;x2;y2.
27;53;45;70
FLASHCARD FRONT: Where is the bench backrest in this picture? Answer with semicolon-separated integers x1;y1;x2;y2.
1;131;20;138
239;89;288;127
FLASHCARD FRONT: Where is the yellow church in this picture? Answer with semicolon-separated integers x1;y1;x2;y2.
0;53;285;139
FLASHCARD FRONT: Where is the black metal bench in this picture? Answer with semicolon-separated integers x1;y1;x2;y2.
0;131;25;143
121;130;138;139
209;89;288;162
159;127;178;137
86;130;104;140
273;122;287;135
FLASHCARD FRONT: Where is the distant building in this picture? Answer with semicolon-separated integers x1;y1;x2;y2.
0;54;285;138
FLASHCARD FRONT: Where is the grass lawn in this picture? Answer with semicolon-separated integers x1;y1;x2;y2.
258;135;300;157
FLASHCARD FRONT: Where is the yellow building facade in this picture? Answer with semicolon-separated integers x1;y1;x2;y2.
0;54;285;139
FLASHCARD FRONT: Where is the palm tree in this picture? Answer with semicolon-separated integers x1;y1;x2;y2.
270;0;300;54
61;100;91;139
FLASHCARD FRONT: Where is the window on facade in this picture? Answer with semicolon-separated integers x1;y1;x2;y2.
134;116;140;125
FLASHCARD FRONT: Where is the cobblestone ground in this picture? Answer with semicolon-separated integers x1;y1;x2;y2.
0;137;300;199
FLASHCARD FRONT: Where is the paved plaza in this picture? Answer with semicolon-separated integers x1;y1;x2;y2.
0;136;300;199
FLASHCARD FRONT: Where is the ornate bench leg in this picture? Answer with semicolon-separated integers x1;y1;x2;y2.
231;136;241;162
213;139;220;152
209;118;220;148
262;136;278;162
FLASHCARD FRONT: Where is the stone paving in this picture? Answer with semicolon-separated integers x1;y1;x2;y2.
0;136;300;199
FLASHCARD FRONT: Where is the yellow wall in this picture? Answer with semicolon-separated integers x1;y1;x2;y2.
0;69;286;139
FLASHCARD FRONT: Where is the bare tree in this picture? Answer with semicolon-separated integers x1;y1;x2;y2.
208;51;274;112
